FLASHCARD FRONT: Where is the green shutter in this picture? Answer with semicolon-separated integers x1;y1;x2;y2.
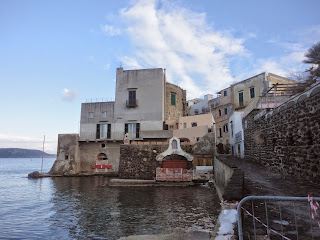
171;93;176;105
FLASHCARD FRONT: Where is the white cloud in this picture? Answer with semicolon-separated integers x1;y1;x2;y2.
0;134;57;154
61;88;79;102
103;63;110;70
119;56;142;69
88;56;95;61
117;0;247;98
101;24;121;36
253;48;306;77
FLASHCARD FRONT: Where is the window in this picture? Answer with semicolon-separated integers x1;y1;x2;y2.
224;90;227;96
96;124;111;139
169;125;174;129
191;122;197;127
171;93;176;105
224;108;228;115
89;112;94;118
194;109;199;115
202;108;206;114
219;128;222;137
230;121;234;137
223;124;228;133
218;109;221;116
125;123;140;139
250;87;255;98
102;111;107;118
128;90;136;107
183;123;187;128
239;91;244;106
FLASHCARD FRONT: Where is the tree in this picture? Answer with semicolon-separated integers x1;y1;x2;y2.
303;41;320;82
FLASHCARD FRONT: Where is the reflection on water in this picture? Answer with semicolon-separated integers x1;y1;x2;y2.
0;158;220;240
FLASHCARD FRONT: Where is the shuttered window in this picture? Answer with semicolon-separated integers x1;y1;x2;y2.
250;87;255;98
125;123;140;139
128;90;136;106
171;93;176;105
97;124;111;139
239;91;244;106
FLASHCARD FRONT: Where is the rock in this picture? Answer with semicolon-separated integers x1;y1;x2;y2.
28;171;41;178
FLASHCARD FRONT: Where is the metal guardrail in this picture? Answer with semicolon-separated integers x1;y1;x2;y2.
237;196;320;240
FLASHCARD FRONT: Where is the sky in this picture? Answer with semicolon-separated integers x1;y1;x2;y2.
0;0;319;153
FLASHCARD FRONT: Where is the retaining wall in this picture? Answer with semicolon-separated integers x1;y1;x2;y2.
214;155;244;201
244;84;320;183
119;144;193;180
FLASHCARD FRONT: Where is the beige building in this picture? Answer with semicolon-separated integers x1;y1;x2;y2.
165;113;214;144
208;86;233;148
209;72;295;153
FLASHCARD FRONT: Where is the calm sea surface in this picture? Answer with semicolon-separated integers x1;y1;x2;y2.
0;158;220;240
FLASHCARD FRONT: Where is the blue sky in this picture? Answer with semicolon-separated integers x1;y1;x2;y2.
0;0;319;153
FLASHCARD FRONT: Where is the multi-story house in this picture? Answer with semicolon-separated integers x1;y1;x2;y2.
208;86;233;151
165;113;214;144
188;94;213;115
53;67;186;175
209;72;296;155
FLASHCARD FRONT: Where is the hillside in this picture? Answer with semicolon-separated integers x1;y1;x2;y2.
0;148;56;158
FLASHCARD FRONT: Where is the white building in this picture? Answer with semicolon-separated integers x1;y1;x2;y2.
79;68;172;142
229;111;244;158
188;94;213;115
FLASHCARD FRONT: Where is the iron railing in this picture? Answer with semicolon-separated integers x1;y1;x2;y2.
237;196;320;240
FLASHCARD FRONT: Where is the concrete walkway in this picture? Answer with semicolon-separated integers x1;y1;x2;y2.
217;155;320;239
118;230;212;240
217;155;319;197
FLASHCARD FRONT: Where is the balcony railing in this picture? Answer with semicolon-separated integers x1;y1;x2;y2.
126;99;138;108
79;132;125;141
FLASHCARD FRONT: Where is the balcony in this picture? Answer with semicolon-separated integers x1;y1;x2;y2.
79;131;125;141
126;99;138;108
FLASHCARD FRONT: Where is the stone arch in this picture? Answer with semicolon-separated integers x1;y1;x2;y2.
97;153;108;160
156;137;194;161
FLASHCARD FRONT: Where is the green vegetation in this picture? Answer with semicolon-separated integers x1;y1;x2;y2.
0;148;56;158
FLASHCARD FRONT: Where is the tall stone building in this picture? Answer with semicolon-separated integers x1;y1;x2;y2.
50;67;187;175
165;82;187;120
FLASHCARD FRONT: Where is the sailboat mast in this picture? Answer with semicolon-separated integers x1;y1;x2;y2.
41;135;45;175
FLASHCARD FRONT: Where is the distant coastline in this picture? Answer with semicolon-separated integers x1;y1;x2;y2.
0;148;56;158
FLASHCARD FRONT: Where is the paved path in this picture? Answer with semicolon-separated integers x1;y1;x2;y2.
217;155;319;197
217;155;320;239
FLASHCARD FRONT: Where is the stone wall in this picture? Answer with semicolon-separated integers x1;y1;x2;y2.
119;144;193;180
244;84;320;183
79;141;120;173
214;155;244;201
49;134;80;175
166;82;187;120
